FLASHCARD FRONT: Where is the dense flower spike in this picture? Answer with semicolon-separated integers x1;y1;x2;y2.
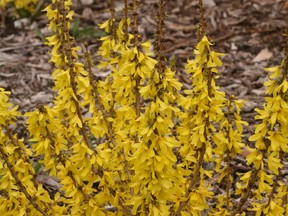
33;0;109;214
232;31;288;215
0;89;55;215
96;2;142;212
176;35;227;215
213;96;248;214
127;2;184;215
238;58;288;215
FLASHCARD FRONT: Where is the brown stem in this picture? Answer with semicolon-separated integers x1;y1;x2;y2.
175;54;214;214
84;44;118;148
4;125;40;190
41;115;89;200
231;168;258;216
0;147;48;216
40;108;131;215
282;192;288;211
263;152;284;211
84;45;134;194
132;0;139;46
197;0;207;41
225;153;232;211
131;0;141;116
174;146;206;215
109;0;117;39
135;76;141;116
264;172;281;209
123;0;129;43
155;0;166;74
224;97;233;211
58;0;96;154
207;68;212;98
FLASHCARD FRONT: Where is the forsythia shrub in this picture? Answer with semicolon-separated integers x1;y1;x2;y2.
0;0;288;215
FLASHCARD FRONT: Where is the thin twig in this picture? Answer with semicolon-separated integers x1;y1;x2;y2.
0;147;48;216
231;169;258;216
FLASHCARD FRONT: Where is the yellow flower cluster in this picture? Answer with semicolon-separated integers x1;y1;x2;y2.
241;59;288;215
26;0;108;214
175;36;227;214
97;7;183;213
213;96;248;214
0;89;54;215
0;0;38;12
129;53;183;215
